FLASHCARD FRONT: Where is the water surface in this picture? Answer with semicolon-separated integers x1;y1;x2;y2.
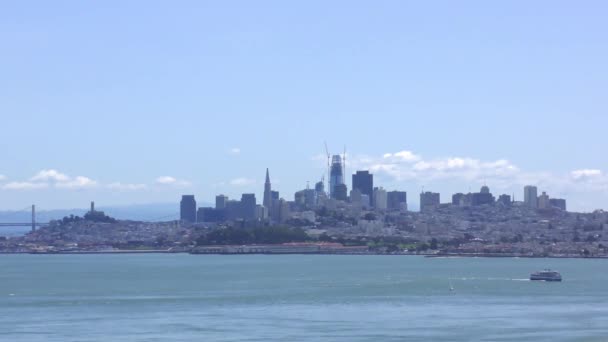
0;254;606;341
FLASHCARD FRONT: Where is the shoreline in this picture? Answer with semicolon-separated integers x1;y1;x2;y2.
1;250;607;259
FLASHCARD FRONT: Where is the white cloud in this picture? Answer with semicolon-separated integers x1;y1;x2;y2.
0;174;6;181
229;147;241;155
106;182;147;191
383;150;421;162
2;182;48;190
55;176;98;189
30;169;70;182
155;176;191;187
571;169;602;180
230;177;256;186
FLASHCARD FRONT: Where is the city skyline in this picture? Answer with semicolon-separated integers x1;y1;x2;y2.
2;1;608;211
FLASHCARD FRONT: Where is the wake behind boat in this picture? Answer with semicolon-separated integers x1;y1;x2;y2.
530;269;562;282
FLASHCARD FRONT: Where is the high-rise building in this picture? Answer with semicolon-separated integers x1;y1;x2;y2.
471;186;495;206
271;190;279;200
420;192;440;211
215;195;228;209
180;195;197;223
373;187;388;210
241;194;257;220
263;168;272;210
549;198;567;211
329;155;344;198
387;191;407;210
334;183;348;201
524;186;538;208
538;191;550;209
352;171;373;201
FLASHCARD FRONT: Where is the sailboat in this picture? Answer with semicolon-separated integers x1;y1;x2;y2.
449;279;455;292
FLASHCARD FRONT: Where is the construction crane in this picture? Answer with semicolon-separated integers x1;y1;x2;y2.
324;141;331;191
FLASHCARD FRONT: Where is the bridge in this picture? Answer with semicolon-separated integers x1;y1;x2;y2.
0;205;48;232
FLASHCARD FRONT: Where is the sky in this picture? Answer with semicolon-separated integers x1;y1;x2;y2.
1;1;607;212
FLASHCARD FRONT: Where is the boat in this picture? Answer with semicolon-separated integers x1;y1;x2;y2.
530;269;562;282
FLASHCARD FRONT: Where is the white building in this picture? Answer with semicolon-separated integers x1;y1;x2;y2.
373;187;388;210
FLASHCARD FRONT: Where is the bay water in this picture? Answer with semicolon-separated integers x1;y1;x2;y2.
1;254;607;341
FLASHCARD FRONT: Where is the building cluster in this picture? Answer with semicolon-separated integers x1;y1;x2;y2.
179;154;568;227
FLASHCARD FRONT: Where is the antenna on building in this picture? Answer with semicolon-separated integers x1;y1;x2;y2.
324;141;330;192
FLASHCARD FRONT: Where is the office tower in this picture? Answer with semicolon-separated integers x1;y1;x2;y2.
263;168;272;210
215;195;228;209
241;193;257;220
420;191;440;211
271;190;279;201
334;183;348;201
538;192;550;209
471;186;495;206
549;198;567;211
352;171;373;201
329;155;344;198
524;186;538;208
373;187;388;210
278;198;290;223
387;191;407;210
180;195;197;223
197;207;225;223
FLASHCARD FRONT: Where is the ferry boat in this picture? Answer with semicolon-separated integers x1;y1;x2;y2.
530;269;562;282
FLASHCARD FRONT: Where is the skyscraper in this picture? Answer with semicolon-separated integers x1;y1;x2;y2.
373;187;388;210
263;168;272;210
329;155;344;198
241;193;257;220
524;185;538;208
215;195;228;209
387;191;407;210
420;191;440;212
180;195;197;223
352;171;373;201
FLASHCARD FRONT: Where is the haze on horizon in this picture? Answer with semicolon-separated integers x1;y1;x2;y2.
1;1;607;212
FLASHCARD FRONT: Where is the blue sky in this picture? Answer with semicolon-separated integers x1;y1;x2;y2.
1;1;607;211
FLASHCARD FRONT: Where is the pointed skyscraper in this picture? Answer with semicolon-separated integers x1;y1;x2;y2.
263;168;272;210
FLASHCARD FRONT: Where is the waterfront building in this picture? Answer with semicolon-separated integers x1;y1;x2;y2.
387;191;407;211
549;198;567;211
241;194;257;220
215;195;228;209
329;155;344;198
352;171;373;202
420;191;440;212
524;185;538;208
373;187;388;210
197;207;225;222
180;195;197;223
278;198;290;223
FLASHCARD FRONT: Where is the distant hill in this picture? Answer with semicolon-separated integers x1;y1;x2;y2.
0;202;212;223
